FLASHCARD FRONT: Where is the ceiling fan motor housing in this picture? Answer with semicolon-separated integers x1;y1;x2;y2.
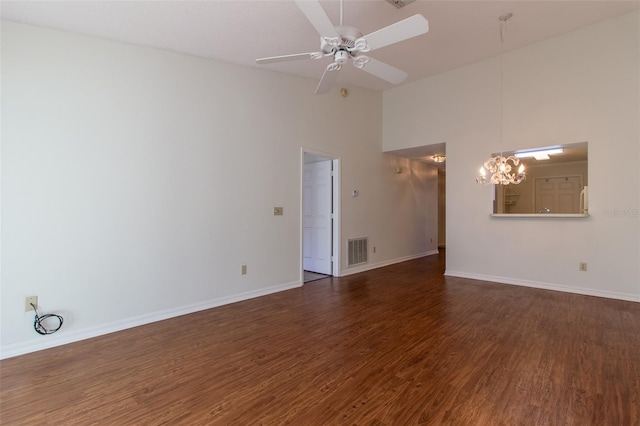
320;25;363;54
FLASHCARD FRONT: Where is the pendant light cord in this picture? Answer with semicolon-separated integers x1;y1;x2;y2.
499;16;505;158
497;13;512;158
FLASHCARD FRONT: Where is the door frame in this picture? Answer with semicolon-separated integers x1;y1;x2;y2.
300;147;341;282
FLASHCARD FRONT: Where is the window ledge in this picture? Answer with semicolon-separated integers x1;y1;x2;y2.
490;213;590;218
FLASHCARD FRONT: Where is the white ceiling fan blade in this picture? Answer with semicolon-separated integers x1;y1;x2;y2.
315;64;341;94
359;57;408;84
295;0;340;39
256;52;323;65
362;14;429;51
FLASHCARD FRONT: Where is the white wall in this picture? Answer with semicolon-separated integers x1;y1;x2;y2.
384;12;640;301
1;21;438;357
437;170;446;247
340;154;438;275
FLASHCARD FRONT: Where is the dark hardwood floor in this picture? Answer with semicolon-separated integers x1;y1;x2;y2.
2;252;639;425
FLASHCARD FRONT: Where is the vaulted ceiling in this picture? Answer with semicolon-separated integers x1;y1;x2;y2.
2;1;637;91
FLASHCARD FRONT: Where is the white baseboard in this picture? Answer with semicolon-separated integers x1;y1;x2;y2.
339;250;439;277
444;270;640;303
1;280;301;360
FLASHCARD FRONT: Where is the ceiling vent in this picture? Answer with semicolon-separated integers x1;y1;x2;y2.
385;0;415;9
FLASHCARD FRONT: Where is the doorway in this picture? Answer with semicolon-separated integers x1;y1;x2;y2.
301;149;340;283
384;143;446;250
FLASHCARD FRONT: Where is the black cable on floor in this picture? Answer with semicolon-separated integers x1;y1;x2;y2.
31;303;63;335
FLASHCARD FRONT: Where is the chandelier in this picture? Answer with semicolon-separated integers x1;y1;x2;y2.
477;155;525;185
476;13;525;186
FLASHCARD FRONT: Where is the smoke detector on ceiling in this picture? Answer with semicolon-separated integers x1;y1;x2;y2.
385;0;416;9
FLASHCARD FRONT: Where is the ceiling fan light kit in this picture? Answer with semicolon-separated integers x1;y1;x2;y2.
256;0;429;94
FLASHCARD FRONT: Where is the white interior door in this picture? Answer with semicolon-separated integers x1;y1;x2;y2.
535;176;582;214
303;160;332;274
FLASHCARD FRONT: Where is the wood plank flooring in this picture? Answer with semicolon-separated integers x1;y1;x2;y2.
2;252;639;425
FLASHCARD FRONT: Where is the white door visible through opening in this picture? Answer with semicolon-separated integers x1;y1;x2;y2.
303;160;332;275
535;176;583;214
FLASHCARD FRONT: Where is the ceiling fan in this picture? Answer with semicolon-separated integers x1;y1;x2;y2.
256;0;429;94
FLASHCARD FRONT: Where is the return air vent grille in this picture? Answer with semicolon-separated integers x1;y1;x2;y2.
347;238;368;267
385;0;415;9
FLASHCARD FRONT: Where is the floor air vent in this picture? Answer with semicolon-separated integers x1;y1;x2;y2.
347;238;368;267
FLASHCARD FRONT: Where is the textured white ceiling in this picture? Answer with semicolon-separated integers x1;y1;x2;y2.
2;1;638;92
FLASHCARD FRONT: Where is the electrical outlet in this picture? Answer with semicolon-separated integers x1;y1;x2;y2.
241;265;247;275
579;262;587;272
25;296;38;312
273;207;283;216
